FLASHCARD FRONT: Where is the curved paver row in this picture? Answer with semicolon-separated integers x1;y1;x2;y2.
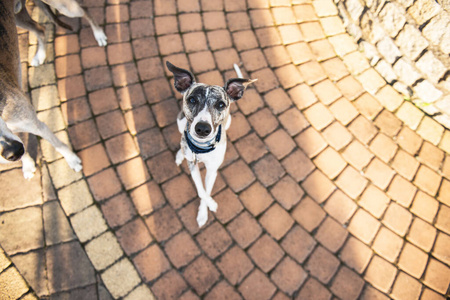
0;0;449;299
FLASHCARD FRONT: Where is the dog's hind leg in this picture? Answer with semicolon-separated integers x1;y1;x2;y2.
50;1;107;46
14;3;46;66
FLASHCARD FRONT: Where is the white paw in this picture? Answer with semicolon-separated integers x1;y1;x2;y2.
196;204;208;228
206;198;218;212
66;153;83;172
30;51;46;67
94;29;107;47
175;149;184;166
22;164;36;180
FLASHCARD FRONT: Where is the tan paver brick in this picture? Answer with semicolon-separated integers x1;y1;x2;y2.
330;267;365;300
227;211;262;248
271;257;307;296
259;203;294;240
239;182;274;216
372;227;403;263
369;133;398;163
364;256;397;293
315;217;348;253
348;208;380;244
391;272;422;300
414;165;442;196
248;234;284;272
336;166;369;199
411;191;439;223
270;175;304;210
216;246;253;285
382;202;413;237
364;158;395;190
295;127;327;158
407;217;437;252
151;270;187;300
301;169;336;204
340;236;372;274
291;197;326;232
321;121;352;150
196;222;233;259
305;246;339;284
297;277;332;300
281;225;316;264
239;269;277;300
423;258;450;295
359;185;390;218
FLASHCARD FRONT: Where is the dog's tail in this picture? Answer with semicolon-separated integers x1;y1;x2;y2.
233;63;244;79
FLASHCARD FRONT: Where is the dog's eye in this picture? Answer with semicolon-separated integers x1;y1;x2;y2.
188;97;196;104
216;101;226;110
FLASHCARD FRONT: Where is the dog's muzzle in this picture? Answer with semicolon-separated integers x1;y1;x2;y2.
185;124;222;154
1;140;25;161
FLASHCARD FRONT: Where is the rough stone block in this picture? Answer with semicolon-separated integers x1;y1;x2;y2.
374;59;397;83
377;36;401;63
416;51;446;83
393;58;422;86
396;25;429;60
378;2;406;37
408;0;441;25
422;13;450;46
414;80;443;103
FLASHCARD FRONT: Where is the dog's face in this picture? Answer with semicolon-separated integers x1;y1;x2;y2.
167;61;255;141
0;117;24;163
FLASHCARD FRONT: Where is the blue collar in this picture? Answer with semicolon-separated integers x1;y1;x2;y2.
185;125;222;154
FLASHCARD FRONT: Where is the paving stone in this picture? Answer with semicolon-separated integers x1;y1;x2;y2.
133;244;171;282
271;257;307;296
294;127;327;158
0;207;44;255
296;277;332;300
183;256;220;296
364;256;397;293
292;197;326;232
281;225;316;264
270;175;304;210
116;218;153;256
391;271;422;300
422;258;450;295
315;217;348;253
305;246;340;284
204;281;241;300
407;217;437;252
238;269;277;300
47;241;96;294
196;221;233;259
85;231;124;271
216;246;253;285
227;211;262;248
0;267;30;299
70;205;108;243
410;191;439;223
101;258;141;299
331;266;364;300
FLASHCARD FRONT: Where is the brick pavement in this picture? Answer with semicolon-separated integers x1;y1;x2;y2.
0;0;449;299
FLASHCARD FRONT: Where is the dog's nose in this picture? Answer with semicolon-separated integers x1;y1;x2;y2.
195;122;212;137
1;140;25;161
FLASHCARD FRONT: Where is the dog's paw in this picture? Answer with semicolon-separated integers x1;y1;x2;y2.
22;164;36;180
30;52;46;67
66;153;83;172
206;198;218;212
196;204;208;228
94;30;107;47
175;149;184;166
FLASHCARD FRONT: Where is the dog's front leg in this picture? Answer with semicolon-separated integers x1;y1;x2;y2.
188;161;211;227
19;117;82;172
21;152;36;179
204;168;218;212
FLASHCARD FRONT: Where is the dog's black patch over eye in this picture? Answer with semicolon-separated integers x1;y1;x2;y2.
216;101;226;110
188;96;196;104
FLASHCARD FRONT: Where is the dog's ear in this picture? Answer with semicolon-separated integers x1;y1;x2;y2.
224;78;257;101
166;61;195;93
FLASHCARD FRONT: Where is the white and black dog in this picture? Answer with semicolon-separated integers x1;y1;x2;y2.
0;0;82;178
166;61;256;227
